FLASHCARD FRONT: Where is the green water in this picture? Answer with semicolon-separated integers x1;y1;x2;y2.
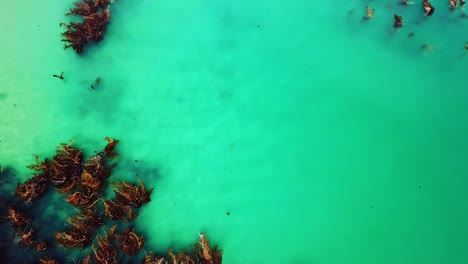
1;0;468;263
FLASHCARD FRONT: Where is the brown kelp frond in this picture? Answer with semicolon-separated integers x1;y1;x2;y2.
56;142;83;165
67;0;111;16
66;188;102;208
108;224;118;238
60;21;87;54
81;170;104;190
103;137;119;159
77;254;92;264
393;14;404;29
49;142;83;187
207;246;222;264
193;233;223;264
198;233;212;262
39;257;59;264
15;173;49;202
61;8;111;54
144;251;168;264
95;0;112;8
55;227;92;249
19;229;35;247
112;178;153;208
103;199;137;222
66;0;96;16
78;205;105;230
55;175;80;194
27;155;50;172
35;241;47;251
115;227;144;256
62;0;113;53
167;249;177;264
68;215;96;233
168;249;195;264
92;231;118;264
68;211;104;233
4;207;31;234
84;154;115;180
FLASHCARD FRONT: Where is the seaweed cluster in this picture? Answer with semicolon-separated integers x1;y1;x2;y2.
365;6;374;19
3;207;49;254
1;139;222;263
60;0;112;54
361;0;466;35
144;233;223;264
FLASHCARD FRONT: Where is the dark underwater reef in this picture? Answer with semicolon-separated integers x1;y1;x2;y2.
0;138;222;264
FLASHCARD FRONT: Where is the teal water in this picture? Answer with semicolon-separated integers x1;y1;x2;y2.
1;0;468;263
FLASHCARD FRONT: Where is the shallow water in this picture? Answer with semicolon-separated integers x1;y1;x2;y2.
1;0;468;263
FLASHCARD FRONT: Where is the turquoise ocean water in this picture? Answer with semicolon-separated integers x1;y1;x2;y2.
1;0;468;263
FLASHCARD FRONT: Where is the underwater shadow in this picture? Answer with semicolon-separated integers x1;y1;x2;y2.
74;76;129;127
